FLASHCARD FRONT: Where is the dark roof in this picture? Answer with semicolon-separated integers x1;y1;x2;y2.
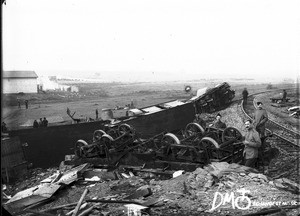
3;71;38;78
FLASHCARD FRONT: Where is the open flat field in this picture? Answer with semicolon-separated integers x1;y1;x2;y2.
2;81;296;130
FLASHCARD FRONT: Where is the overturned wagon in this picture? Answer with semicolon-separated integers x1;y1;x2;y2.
71;121;244;170
103;82;235;139
8;82;235;168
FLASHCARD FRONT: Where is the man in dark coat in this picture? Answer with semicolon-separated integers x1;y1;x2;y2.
210;113;226;129
96;109;99;120
253;102;268;138
33;120;39;128
282;90;287;103
25;100;29;109
42;117;48;127
38;118;43;127
242;88;249;104
243;119;262;168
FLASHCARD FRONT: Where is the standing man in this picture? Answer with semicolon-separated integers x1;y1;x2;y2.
38;118;43;127
253;102;268;138
242;88;249;105
25;100;29;109
282;89;287;103
17;99;21;109
95;109;99;120
42;117;48;127
243;119;261;168
33;120;39;128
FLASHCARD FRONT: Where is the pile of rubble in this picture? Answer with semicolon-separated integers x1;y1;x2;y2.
3;162;299;216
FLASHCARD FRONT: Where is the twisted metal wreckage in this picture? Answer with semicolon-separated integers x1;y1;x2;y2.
66;82;245;169
71;122;245;170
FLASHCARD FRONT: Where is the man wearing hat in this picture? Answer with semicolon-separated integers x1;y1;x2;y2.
243;119;262;167
253;102;268;138
211;113;227;129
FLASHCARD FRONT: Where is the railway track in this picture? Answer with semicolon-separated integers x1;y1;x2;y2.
240;93;300;153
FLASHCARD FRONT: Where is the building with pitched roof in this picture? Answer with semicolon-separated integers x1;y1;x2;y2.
3;71;38;94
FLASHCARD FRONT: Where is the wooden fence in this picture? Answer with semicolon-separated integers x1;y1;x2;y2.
1;136;28;182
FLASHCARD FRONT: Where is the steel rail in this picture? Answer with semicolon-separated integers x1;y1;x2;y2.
252;97;300;139
231;87;297;104
240;94;299;151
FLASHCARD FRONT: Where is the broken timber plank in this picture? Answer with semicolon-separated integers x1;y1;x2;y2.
41;202;78;212
72;188;89;216
77;205;94;216
86;199;142;205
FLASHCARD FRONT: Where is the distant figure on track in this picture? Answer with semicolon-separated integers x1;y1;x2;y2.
96;109;99;120
18;99;21;109
33;120;39;128
243;119;261;168
253;102;268;138
242;88;249;105
25;100;29;109
282;89;287;103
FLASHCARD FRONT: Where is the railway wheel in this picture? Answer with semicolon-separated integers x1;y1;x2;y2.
184;123;205;138
75;139;88;157
160;133;181;156
118;123;135;136
162;133;181;145
198;137;220;160
93;130;107;142
222;127;243;142
99;134;115;150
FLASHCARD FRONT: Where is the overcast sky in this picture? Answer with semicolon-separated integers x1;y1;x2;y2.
2;0;300;82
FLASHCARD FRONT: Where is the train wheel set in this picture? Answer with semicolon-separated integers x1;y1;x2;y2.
73;121;244;166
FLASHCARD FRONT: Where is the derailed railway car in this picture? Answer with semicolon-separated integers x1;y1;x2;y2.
70;83;239;168
71;121;244;170
106;82;235;138
8;82;236;168
194;82;235;113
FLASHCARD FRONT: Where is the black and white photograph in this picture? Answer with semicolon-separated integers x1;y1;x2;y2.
2;0;300;215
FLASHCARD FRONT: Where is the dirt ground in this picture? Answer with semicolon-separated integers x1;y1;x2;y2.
2;81;295;130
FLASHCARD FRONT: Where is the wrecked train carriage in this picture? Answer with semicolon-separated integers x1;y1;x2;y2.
109;82;235;138
72;121;244;170
8;82;235;168
193;82;235;113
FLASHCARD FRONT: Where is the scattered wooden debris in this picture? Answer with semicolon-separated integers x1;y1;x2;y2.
72;188;89;216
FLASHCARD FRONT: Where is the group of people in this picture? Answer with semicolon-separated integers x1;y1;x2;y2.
33;117;48;128
18;99;29;109
241;101;268;168
195;99;268;169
